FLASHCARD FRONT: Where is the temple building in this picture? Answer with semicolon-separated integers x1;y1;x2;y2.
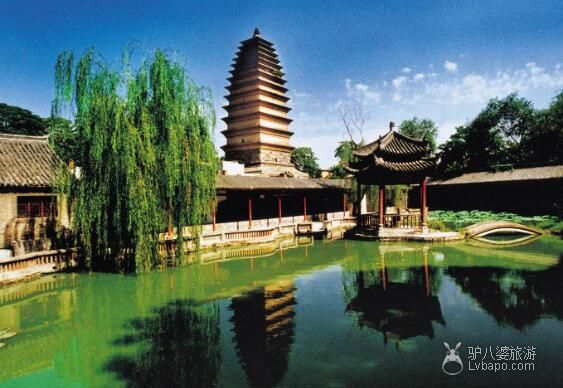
222;28;306;177
0;134;69;256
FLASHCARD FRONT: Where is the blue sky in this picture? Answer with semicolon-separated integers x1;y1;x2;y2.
1;0;562;167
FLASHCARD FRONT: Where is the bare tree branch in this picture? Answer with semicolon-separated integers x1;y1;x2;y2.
338;102;369;144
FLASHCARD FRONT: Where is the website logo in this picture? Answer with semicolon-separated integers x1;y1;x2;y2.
442;341;463;376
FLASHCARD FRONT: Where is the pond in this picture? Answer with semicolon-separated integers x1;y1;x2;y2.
0;236;562;387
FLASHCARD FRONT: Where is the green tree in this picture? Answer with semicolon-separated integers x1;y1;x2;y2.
46;116;78;164
291;147;321;178
52;48;218;272
0;102;47;135
437;93;541;177
436;125;469;177
522;91;563;165
398;117;438;154
329;140;357;178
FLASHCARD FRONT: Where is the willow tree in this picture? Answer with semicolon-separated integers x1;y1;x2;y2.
52;48;218;272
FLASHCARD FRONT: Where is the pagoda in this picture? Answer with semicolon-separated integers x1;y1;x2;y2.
222;28;306;177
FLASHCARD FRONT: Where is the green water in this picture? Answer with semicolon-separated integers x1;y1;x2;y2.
0;236;562;387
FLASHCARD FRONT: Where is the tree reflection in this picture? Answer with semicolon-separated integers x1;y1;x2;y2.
105;299;221;387
230;281;296;387
446;254;563;330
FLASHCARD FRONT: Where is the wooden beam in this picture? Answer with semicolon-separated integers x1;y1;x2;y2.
421;178;427;227
303;196;307;221
378;185;385;227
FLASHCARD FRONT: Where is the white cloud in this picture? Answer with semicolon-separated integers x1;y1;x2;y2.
344;78;381;105
423;64;563;105
401;67;412;73
392;76;407;90
444;60;458;73
413;73;425;81
283;61;563;168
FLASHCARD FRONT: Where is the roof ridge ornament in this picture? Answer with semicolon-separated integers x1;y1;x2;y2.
253;27;260;37
389;121;395;132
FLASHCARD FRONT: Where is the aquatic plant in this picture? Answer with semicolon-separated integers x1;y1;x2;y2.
428;210;562;234
52;48;218;272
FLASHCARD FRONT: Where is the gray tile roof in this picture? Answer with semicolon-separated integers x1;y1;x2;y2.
216;175;351;191
0;134;60;189
429;165;563;185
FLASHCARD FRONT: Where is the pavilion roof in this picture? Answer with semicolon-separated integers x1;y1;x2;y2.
347;129;437;185
353;130;429;159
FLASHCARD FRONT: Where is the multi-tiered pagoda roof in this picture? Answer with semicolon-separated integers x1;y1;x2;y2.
222;28;303;176
347;125;438;184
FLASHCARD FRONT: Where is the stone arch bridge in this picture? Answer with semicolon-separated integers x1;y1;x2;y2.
464;221;544;239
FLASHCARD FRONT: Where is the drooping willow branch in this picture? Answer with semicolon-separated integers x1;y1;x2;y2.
52;48;218;272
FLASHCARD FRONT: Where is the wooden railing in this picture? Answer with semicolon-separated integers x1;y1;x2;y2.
359;213;421;229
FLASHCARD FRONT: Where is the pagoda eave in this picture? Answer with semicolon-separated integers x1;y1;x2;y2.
221;142;295;153
223;101;291;113
220;126;294;137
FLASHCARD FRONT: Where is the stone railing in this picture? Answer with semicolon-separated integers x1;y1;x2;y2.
0;249;78;285
158;211;355;255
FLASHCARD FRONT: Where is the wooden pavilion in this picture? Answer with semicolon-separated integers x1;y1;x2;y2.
347;122;438;232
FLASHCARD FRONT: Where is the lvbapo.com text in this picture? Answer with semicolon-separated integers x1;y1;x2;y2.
468;361;535;372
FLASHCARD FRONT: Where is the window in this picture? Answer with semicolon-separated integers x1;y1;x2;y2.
17;196;58;218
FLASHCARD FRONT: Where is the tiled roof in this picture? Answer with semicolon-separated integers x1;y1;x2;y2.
347;130;436;184
216;175;351;191
0;134;60;189
353;130;429;158
429;165;563;185
373;157;437;173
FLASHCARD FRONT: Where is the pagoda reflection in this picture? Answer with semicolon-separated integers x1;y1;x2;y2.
230;281;296;387
345;249;445;347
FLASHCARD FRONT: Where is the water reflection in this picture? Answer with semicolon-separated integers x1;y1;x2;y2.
105;299;222;387
230;281;296;387
0;237;562;386
344;248;445;347
446;254;563;330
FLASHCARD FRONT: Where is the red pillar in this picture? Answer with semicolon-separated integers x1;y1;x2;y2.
424;250;430;296
380;254;387;291
212;202;216;232
303;196;307;221
167;208;172;236
248;197;252;228
421;178;427;227
343;194;347;217
378;185;385;227
278;196;282;224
